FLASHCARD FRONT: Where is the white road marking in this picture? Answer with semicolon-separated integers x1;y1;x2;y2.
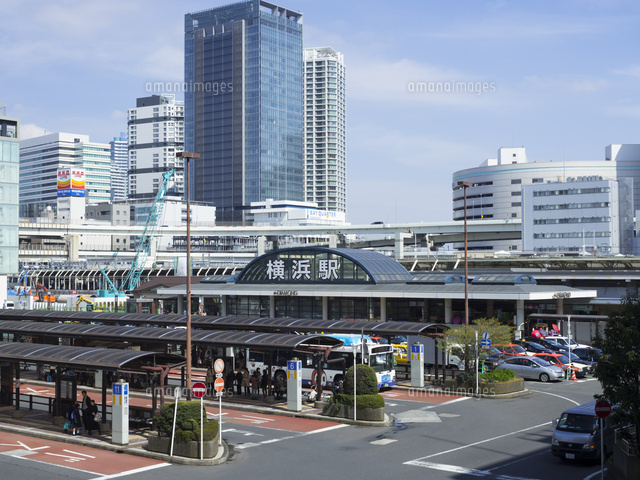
404;460;541;480
63;449;96;458
302;424;348;435
527;389;580;406
371;439;397;445
405;421;551;461
88;463;171;479
222;428;264;437
421;396;471;410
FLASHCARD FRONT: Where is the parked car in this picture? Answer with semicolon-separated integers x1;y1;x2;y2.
528;337;566;353
548;335;590;350
519;340;553;355
392;344;408;364
533;353;589;378
566;351;596;373
479;346;505;371
496;343;527;356
551;400;616;461
494;356;564;382
573;347;602;364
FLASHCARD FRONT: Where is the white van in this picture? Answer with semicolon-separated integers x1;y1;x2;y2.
4;301;14;309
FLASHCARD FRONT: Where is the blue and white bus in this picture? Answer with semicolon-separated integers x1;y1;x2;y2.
246;334;396;390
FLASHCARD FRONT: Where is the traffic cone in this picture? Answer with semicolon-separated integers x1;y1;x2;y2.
570;369;578;381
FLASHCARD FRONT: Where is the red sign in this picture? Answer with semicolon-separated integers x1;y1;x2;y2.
214;377;225;393
192;381;207;398
595;400;611;418
214;358;224;374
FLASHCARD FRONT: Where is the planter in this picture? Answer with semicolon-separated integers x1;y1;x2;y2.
321;403;385;421
148;431;219;459
443;378;525;396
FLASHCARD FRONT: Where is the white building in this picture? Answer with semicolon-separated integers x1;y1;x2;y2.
110;133;128;202
249;199;347;226
452;145;640;251
303;47;347;215
0;104;19;277
128;95;184;201
20;133;111;217
522;176;634;255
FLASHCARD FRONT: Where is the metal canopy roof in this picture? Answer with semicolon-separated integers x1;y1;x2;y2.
0;320;344;351
0;310;445;337
0;342;184;370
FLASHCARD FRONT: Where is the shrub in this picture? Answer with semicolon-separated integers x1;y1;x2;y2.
329;393;385;409
155;401;219;441
342;364;379;395
480;369;518;383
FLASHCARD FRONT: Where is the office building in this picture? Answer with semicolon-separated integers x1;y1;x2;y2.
249;198;346;226
85;203;130;251
110;133;128;202
0;105;19;274
128;95;184;201
522;176;634;255
303;47;347;214
19;133;111;218
184;0;304;223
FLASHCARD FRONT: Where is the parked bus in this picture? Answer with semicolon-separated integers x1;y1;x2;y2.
245;334;396;390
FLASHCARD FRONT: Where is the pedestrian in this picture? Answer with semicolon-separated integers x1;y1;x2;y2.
81;390;91;430
250;370;259;399
261;370;268;398
241;364;250;395
225;367;235;394
86;399;100;435
70;402;82;435
206;365;215;397
235;367;244;396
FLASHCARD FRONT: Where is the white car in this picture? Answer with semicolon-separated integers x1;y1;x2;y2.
547;336;590;350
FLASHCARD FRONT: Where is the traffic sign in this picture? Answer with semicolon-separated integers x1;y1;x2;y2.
192;381;207;398
214;358;225;374
595;400;611;418
214;377;225;393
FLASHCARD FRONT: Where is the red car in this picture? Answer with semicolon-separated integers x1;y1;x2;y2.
496;344;527;356
533;353;588;378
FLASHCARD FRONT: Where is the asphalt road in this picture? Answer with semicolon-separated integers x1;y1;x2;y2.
0;377;604;480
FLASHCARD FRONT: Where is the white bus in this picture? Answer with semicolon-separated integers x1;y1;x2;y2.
246;334;396;390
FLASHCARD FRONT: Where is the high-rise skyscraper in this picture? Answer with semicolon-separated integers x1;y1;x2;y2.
184;0;304;223
0;104;19;274
110;132;128;202
128;95;184;200
19;133;111;217
303;47;347;214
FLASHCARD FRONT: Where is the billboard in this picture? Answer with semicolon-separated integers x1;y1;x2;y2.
57;168;85;197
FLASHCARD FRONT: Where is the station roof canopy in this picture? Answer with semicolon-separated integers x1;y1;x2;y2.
0;320;344;351
0;342;185;370
0;310;447;337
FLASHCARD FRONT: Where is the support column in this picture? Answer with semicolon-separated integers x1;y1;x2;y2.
177;295;185;315
445;298;453;324
322;297;328;321
221;295;227;316
380;297;387;322
515;300;525;339
257;236;267;256
270;295;276;318
394;232;410;260
487;299;495;318
556;297;564;315
329;235;338;249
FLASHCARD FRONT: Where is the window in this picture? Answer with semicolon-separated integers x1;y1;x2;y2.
511;179;522;184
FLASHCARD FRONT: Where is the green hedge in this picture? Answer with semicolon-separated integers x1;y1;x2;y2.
480;369;518;383
155;401;219;441
329;393;385;409
342;364;379;395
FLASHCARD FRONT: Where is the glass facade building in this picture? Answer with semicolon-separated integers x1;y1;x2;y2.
0;110;19;274
184;0;304;223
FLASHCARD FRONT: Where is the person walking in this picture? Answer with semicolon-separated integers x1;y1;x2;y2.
86;399;100;435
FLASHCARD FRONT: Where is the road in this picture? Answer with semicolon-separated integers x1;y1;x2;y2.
1;377;604;480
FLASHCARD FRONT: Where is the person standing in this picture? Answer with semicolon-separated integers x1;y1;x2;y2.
70;402;82;435
80;390;91;430
225;367;235;395
241;364;250;395
235;368;243;396
86;399;100;435
250;370;259;399
206;365;215;397
260;370;268;398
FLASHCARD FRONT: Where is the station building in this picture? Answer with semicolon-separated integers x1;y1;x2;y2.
137;247;598;335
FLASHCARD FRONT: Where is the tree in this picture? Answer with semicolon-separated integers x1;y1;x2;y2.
593;295;640;449
442;317;513;376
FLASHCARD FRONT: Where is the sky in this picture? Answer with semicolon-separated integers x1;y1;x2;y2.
1;0;639;224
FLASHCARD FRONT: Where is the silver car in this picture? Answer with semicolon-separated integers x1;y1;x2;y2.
495;355;565;382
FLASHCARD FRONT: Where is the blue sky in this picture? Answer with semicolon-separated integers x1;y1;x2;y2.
2;0;639;224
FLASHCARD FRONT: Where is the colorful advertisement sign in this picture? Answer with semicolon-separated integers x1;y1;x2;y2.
57;168;85;197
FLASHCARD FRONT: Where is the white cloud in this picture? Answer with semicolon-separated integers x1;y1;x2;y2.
606;104;640;119
20;123;50;140
522;75;608;93
613;66;640;78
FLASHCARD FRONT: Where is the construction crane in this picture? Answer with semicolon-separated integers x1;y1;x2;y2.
101;169;175;295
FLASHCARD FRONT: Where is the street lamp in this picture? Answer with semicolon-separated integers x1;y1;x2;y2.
455;181;473;325
176;151;200;398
